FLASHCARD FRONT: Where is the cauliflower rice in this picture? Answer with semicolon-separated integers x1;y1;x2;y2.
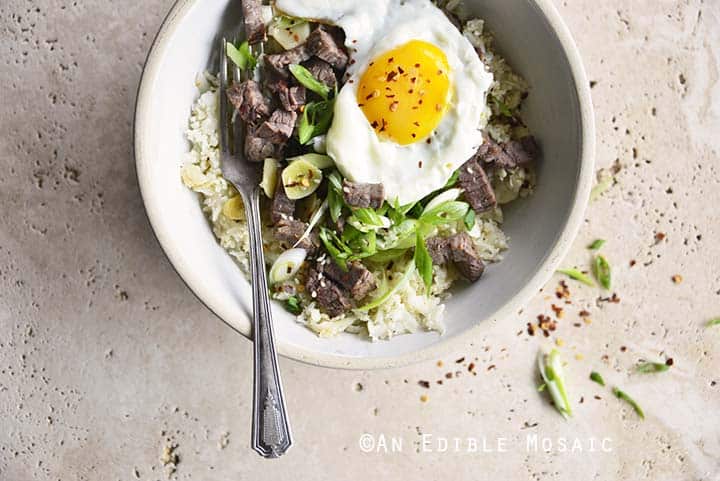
181;17;534;341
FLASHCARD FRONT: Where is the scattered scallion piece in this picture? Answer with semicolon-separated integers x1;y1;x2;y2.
414;232;433;295
707;318;720;327
537;349;573;419
298;99;335;145
557;268;595;287
588;239;606;250
463;208;476;231
226;41;257;71
357;261;415;312
593;255;612;289
636;362;670;374
590;176;614;201
491;95;514;118
612;387;645;419
289;64;331;100
419;201;470;226
444;170;460;189
589;371;605;386
285;296;302;315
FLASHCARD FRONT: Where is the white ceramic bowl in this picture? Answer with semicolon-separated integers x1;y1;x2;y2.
134;0;595;369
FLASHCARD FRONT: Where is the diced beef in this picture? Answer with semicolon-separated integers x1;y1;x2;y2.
302;57;337;90
306;268;353;317
256;109;297;144
342;180;384;209
321;260;376;300
448;232;485;282
270;175;295;224
475;134;513;167
306;27;349;70
265;45;311;77
274;218;319;253
276;81;306;112
425;237;451;265
244;125;276;162
503;136;539;167
226;80;271;124
475;134;540;169
458;157;497;213
241;0;266;44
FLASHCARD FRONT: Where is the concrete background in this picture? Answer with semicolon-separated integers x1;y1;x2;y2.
1;0;719;479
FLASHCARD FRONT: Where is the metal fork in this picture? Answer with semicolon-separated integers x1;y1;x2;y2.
218;37;292;459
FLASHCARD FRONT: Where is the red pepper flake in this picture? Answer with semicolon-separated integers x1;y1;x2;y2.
369;62;374;67
579;309;590;317
385;94;396;98
620;346;627;352
411;133;417;138
408;89;414;94
666;358;674;366
426;138;432;144
551;304;564;318
437;70;443;75
418;380;430;389
527;323;536;336
445;372;453;379
629;259;637;267
468;362;476;372
414;63;421;68
397;66;405;74
387;57;394;63
386;71;398;82
594;395;602;400
580;396;585;404
455;357;465;364
389;101;399;112
371;120;379;129
436;380;443;385
654;232;666;244
671;274;683;284
413;121;420;127
410;76;417;83
487;364;496;371
418;161;423;168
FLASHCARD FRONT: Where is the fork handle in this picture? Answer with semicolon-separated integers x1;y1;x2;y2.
243;187;293;458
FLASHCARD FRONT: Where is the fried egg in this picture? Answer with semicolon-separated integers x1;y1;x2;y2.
275;0;494;204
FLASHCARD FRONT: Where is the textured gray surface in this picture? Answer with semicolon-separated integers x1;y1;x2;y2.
1;1;719;480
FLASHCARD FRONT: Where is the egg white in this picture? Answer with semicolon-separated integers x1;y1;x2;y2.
275;0;494;204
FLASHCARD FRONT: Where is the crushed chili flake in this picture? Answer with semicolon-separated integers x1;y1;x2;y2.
666;358;674;366
594;395;602;400
415;63;421;68
629;259;637;267
654;232;666;244
398;66;405;74
468;362;476;372
445;372;453;379
527;323;536;336
487;364;496;371
418;161;423;168
551;304;564;318
579;309;590;317
387;57;394;63
620;346;627;352
418;380;430;389
386;71;398;82
436;380;443;385
580;396;585;404
455;357;465;364
389;101;399;112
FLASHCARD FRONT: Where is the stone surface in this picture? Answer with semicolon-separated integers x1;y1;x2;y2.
1;1;719;480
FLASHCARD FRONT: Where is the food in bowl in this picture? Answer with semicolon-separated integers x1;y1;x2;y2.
181;0;540;340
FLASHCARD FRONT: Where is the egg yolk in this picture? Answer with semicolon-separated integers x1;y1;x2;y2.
357;40;451;145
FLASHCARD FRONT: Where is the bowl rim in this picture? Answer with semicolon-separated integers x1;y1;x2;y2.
134;0;596;370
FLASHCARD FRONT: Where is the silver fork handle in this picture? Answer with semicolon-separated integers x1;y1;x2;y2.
242;187;292;458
